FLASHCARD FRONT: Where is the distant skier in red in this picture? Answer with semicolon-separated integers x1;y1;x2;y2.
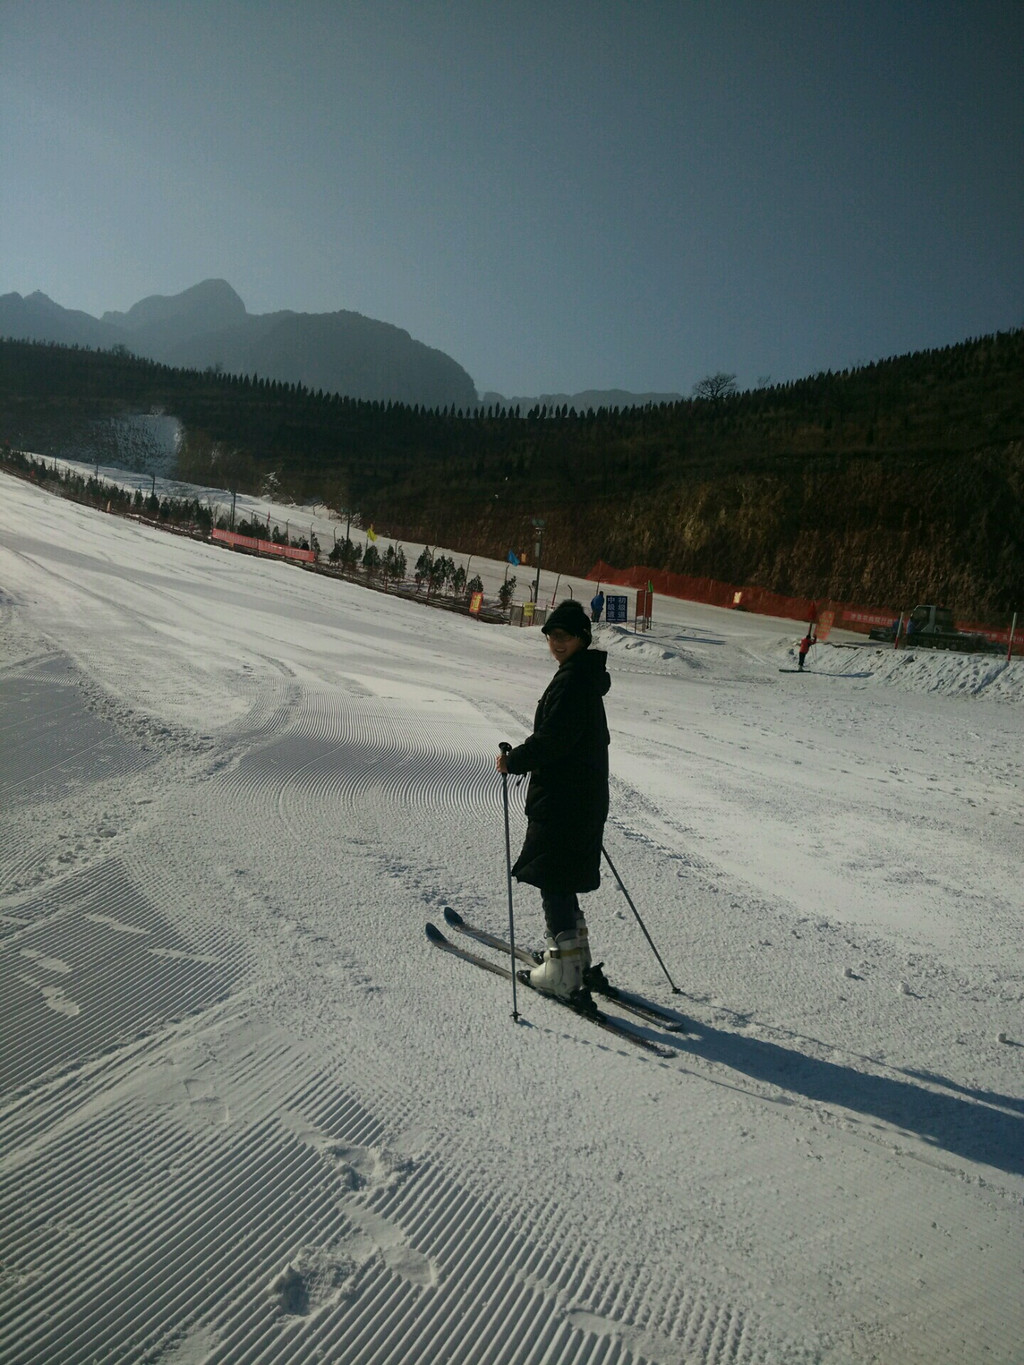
798;629;816;670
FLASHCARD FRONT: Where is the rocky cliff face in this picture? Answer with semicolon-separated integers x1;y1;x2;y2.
0;280;478;410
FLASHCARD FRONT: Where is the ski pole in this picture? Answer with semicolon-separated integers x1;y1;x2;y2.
499;743;521;1022
602;844;682;994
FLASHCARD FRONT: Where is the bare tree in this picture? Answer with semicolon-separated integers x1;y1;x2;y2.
692;372;738;401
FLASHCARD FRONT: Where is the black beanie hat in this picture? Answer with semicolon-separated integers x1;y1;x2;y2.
542;598;592;643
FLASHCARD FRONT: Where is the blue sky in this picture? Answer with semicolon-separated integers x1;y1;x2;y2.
1;1;1021;396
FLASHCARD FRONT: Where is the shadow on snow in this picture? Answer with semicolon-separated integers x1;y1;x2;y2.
653;1021;1023;1178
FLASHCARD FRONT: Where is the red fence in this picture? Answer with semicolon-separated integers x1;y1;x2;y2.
587;560;1021;653
212;528;316;563
588;561;819;622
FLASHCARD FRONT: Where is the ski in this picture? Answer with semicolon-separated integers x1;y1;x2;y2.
582;964;691;1033
779;667;873;678
440;906;688;1033
426;923;674;1059
443;905;539;967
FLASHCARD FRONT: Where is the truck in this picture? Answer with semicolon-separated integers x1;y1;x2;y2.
869;605;1001;654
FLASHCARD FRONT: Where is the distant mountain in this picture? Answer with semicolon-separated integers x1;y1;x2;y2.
0;280;478;410
480;388;683;412
0;290;120;350
101;278;248;350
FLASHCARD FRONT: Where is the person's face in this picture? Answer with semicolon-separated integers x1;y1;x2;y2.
546;628;585;665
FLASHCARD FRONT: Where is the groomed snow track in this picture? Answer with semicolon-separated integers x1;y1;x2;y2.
2;472;1021;1364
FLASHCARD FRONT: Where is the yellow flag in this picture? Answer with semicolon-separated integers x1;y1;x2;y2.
367;525;377;542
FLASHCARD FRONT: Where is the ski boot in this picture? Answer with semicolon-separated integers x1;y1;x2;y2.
573;909;592;971
529;926;592;1003
582;958;613;994
571;909;612;994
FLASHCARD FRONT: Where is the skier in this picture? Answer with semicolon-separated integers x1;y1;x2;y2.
798;629;816;670
590;589;605;624
496;598;611;1000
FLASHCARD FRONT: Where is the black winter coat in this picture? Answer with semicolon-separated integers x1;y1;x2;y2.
505;648;611;892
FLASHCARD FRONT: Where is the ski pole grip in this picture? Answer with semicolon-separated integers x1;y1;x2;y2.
499;742;512;755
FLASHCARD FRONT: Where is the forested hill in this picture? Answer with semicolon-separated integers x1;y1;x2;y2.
2;330;1022;619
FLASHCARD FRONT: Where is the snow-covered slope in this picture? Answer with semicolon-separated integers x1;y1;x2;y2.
1;469;1021;1364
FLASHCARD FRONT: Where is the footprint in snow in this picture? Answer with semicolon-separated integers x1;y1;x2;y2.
41;985;80;1017
20;948;72;974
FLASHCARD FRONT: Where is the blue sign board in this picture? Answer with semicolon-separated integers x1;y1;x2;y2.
606;595;629;623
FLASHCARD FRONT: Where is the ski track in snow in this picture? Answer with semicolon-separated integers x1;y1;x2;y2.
1;468;1022;1364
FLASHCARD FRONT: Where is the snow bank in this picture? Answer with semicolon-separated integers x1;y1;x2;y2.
856;643;1023;702
766;638;1023;704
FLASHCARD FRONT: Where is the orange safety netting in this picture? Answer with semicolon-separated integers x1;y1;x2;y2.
212;528;316;563
586;561;1021;652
